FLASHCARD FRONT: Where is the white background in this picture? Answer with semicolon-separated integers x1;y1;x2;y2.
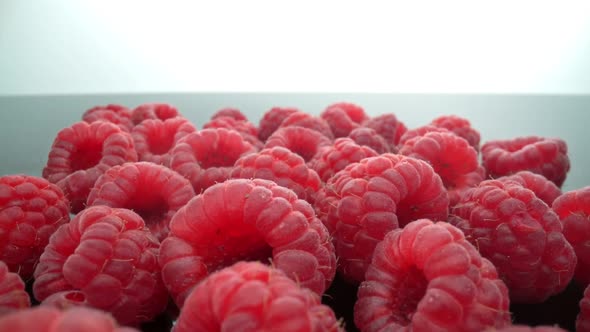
1;1;590;95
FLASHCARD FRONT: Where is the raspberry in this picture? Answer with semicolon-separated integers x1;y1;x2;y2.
82;104;133;132
354;219;511;332
230;147;322;204
131;117;196;166
347;127;390;154
169;128;257;193
449;180;576;303
211;107;248;121
398;125;451;146
159;178;336;307
578;283;590;332
315;154;449;283
86;162;195;240
448;166;487;207
398;132;479;189
42;121;138;213
320;102;369;138
131;103;179;125
498;171;562;206
431;115;481;152
363;113;408;149
308;138;379;183
482;136;570;187
174;261;343;332
279;111;334;140
0;175;70;279
33;206;168;325
0;306;139;332
488;326;567;332
264;127;332;162
204;115;258;138
0;261;30;315
258;107;300;142
552;186;590;286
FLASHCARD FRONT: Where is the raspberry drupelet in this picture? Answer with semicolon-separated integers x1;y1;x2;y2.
210;107;248;121
498;171;562;206
320;102;369;138
0;261;30;315
363;113;408;150
278;111;335;140
82;104;133;132
258;107;300;142
430;115;481;152
308;138;379;183
264;126;332;163
203;116;263;150
347;127;390;154
131;103;179;125
131;117;196;166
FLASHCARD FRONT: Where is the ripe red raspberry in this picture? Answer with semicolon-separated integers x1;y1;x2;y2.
320;102;369;138
398;132;479;189
0;306;139;332
86;162;195;240
431;115;481;152
33;206;168;326
279;111;334;140
398;125;451;146
42;121;138;213
0;261;30;315
363;113;408;149
315;154;449;283
448;166;486;207
131;117;196;166
0;175;70;279
264;126;332;162
482;136;570;187
578;283;590;332
449;180;576;303
498;171;562;206
308;138;378;183
552;186;590;286
488;326;567;332
355;219;511;332
174;261;343;332
258;107;300;142
131;103;179;125
82;104;133;132
203;116;263;150
347;127;390;154
170;128;257;193
159;178;336;307
230;147;322;204
211;107;248;121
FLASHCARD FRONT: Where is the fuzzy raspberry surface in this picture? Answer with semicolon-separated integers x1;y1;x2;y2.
0;261;30;315
131;117;196;166
211;107;248;121
354;219;511;332
363;113;408;149
0;175;70;279
33;206;168;326
430;115;481;152
131;103;179;125
398;125;451;146
257;107;300;142
308;138;378;183
86;162;195;241
578;283;590;332
320;102;369;138
264;126;332;162
498;171;562;206
159;178;336;307
278;111;334;140
82;104;133;132
347;127;390;154
173;261;343;332
42;121;137;213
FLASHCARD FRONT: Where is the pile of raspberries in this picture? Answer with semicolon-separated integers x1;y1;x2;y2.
0;102;588;332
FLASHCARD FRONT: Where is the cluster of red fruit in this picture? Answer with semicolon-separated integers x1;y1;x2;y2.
0;102;588;332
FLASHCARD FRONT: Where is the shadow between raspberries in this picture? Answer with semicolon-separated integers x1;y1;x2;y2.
322;274;360;332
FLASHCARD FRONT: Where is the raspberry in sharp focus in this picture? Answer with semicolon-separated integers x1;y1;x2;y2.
86;162;195;241
314;153;449;283
264;126;332;163
0;306;140;332
347;127;390;154
131;103;179;125
430;115;481;152
482;136;570;187
398;131;479;189
32;206;168;326
552;186;590;286
320;102;369;138
131;117;196;167
230;147;322;204
307;138;379;183
42;121;138;213
354;219;511;332
82;104;133;132
449;180;576;303
363;112;408;150
578;283;590;332
169;128;257;193
258;107;300;142
0;175;70;279
159;178;336;307
211;107;248;121
0;261;30;315
498;171;562;206
173;261;343;332
278;111;335;140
